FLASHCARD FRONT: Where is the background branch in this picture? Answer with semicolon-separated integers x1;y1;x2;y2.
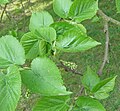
0;3;8;22
97;10;120;25
97;9;120;75
98;21;109;75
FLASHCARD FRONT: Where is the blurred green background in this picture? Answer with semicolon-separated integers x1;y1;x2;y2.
0;0;120;110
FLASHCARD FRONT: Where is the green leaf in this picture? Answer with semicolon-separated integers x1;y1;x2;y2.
92;76;117;100
38;40;51;57
0;0;9;4
39;40;49;57
56;30;101;52
20;32;39;59
74;96;106;111
21;31;53;59
51;21;86;36
35;27;56;44
33;96;70;111
53;0;72;18
116;0;120;13
82;66;100;91
91;15;100;23
77;24;87;33
0;35;25;68
69;0;98;22
21;57;72;96
29;11;54;31
9;30;18;37
0;65;21;111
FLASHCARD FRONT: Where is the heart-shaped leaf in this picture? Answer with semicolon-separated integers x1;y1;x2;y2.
21;57;72;96
29;11;54;32
69;0;98;22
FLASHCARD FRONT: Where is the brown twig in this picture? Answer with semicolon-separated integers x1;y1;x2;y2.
97;10;120;26
97;9;120;75
0;3;8;22
75;86;84;97
58;61;83;76
98;21;109;75
68;86;84;111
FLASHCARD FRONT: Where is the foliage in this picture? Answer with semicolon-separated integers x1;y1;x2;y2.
116;0;120;13
53;0;72;18
0;35;25;68
82;66;100;91
21;57;72;96
74;96;106;111
0;0;9;4
92;76;117;100
33;96;70;111
0;0;118;111
29;11;54;32
68;0;98;22
82;67;117;100
0;65;21;111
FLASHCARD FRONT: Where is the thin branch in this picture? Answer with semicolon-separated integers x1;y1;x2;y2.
58;62;83;76
0;3;8;22
75;86;84;97
97;10;120;26
98;21;109;75
97;9;120;75
5;9;18;27
20;0;26;31
4;9;11;21
68;86;84;111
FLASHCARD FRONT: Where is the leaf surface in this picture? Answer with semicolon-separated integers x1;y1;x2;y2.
0;35;25;68
82;66;100;91
0;65;21;111
116;0;120;13
35;27;56;44
56;30;101;52
92;76;117;100
51;21;86;36
53;0;72;18
21;32;39;59
29;11;54;31
21;57;72;96
69;0;98;22
74;96;106;111
33;96;70;111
